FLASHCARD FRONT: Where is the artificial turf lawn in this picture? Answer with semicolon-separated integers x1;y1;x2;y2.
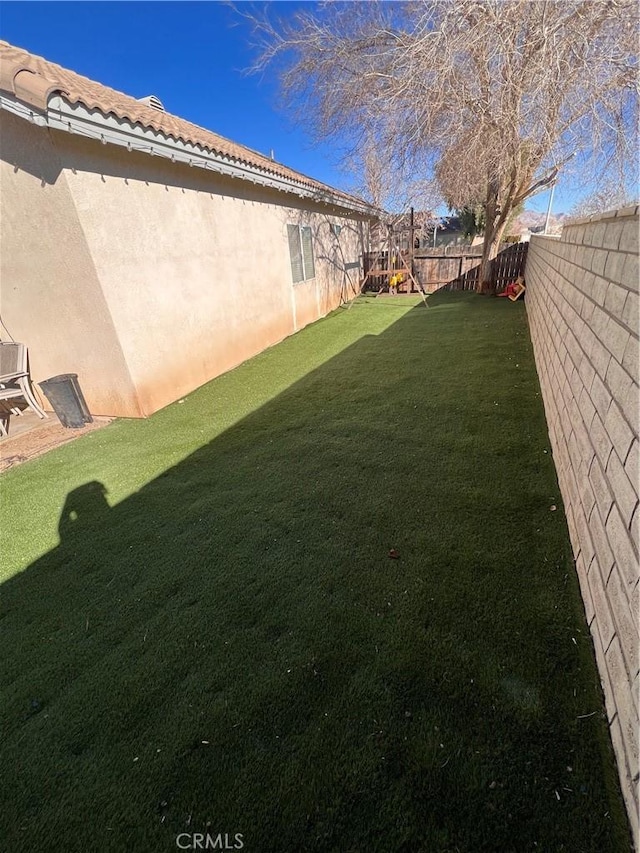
0;292;631;852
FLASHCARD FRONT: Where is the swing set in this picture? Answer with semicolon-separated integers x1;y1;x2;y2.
352;209;429;306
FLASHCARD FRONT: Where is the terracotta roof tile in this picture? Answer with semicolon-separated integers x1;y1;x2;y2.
0;40;369;209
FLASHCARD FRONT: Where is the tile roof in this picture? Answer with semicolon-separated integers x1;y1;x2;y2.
0;40;370;210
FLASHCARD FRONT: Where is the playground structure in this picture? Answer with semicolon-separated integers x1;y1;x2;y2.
360;209;529;297
357;208;428;303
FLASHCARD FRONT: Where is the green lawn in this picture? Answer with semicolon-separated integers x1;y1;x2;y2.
0;293;630;852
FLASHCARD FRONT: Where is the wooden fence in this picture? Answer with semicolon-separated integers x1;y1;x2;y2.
438;242;529;293
363;242;529;294
413;254;483;293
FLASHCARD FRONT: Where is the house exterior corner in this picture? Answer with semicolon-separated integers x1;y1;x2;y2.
0;41;377;418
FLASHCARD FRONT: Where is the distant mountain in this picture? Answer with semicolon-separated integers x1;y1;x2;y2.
510;210;569;235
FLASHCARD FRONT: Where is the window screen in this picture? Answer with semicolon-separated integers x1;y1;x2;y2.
287;224;304;283
287;224;315;283
300;226;315;280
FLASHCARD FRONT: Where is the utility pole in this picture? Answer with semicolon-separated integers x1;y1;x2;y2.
409;207;415;293
544;183;557;235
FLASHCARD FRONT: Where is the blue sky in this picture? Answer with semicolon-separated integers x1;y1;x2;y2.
1;1;571;215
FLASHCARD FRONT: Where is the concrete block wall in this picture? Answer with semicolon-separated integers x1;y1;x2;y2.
524;207;639;845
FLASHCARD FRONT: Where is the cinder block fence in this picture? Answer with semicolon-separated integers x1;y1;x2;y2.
524;207;639;846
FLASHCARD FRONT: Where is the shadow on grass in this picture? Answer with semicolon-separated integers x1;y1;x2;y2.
0;295;630;852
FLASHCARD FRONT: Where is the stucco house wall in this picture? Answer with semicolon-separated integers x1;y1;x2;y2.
0;111;140;415
1;112;369;417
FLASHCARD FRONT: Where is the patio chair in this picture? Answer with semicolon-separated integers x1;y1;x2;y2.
0;341;47;435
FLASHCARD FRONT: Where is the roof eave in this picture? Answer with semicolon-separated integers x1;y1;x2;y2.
0;91;378;218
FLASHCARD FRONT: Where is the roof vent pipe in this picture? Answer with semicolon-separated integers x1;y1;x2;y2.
137;94;165;112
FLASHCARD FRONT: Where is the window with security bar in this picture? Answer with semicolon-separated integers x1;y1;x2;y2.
287;224;315;283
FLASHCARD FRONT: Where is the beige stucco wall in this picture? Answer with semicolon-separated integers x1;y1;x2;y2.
524;208;639;846
0;112;141;416
1;116;369;417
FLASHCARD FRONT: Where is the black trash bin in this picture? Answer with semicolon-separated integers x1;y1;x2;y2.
39;374;93;429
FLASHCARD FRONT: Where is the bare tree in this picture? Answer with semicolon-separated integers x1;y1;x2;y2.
341;132;441;249
344;132;395;212
245;0;638;292
570;183;638;218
